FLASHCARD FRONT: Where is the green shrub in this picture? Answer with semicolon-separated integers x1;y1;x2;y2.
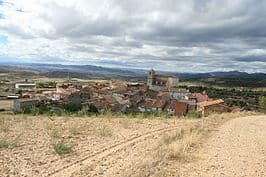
88;104;98;113
63;102;82;112
53;141;73;155
259;96;266;109
0;139;9;149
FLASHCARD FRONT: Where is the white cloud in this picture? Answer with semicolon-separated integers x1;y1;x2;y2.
0;0;266;73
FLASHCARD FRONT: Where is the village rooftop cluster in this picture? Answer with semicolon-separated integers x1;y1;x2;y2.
3;70;233;116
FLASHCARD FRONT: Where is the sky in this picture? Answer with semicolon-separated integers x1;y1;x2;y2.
0;0;266;73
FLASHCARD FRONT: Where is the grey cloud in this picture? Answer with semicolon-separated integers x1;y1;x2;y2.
235;56;266;63
1;0;266;73
0;24;36;39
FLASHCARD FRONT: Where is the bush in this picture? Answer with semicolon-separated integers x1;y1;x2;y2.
259;96;266;109
88;104;98;113
63;102;82;112
53;141;73;155
0;139;9;149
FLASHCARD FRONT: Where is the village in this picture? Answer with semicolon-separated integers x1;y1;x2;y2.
0;69;232;117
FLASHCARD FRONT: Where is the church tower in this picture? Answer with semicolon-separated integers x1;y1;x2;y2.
147;69;155;88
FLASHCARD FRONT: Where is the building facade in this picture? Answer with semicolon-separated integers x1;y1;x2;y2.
147;69;179;91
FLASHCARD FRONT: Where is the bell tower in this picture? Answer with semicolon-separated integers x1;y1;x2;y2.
147;69;155;88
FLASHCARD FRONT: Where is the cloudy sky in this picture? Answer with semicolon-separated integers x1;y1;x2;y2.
0;0;266;73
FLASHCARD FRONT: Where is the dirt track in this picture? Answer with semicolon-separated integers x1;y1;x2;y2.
180;115;266;177
48;125;181;177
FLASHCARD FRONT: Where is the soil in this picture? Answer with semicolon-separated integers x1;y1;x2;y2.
179;115;266;177
0;113;265;177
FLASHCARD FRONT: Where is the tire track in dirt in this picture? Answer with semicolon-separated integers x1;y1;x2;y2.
46;125;181;177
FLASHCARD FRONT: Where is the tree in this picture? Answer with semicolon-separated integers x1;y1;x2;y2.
63;102;82;112
259;96;266;109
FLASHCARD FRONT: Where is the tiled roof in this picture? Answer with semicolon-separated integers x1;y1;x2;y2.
188;93;209;102
168;88;188;92
197;99;224;108
153;99;167;108
157;92;170;97
139;99;167;109
165;101;187;110
56;88;70;95
154;74;178;78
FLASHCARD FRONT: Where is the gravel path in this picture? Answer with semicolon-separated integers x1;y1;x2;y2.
181;115;266;177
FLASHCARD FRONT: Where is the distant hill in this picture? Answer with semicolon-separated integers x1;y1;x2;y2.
0;62;265;80
176;71;266;79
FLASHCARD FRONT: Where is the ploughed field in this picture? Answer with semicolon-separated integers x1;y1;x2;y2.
0;112;262;177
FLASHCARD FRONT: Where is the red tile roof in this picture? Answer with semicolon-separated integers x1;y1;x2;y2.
154;74;178;78
188;93;209;102
197;99;224;108
168;88;188;92
140;99;167;109
153;99;167;108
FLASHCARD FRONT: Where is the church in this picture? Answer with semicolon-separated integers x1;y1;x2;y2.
147;69;179;91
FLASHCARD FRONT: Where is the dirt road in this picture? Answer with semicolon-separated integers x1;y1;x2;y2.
180;115;266;177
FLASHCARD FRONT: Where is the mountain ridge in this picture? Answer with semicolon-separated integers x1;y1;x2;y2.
0;62;265;79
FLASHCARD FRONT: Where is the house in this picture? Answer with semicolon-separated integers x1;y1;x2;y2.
13;99;39;111
110;80;128;89
147;69;179;91
112;88;127;98
157;92;171;101
91;95;121;113
197;99;230;115
15;80;36;90
186;93;209;103
138;99;167;112
129;95;144;108
165;101;188;116
167;88;190;100
152;99;167;111
54;86;79;101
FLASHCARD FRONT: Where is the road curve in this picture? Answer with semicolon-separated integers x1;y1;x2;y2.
181;115;266;177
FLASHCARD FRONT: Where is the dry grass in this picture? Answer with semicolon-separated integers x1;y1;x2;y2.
0;135;21;149
165;128;201;160
97;125;113;137
50;127;61;139
0;118;10;133
69;125;83;136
